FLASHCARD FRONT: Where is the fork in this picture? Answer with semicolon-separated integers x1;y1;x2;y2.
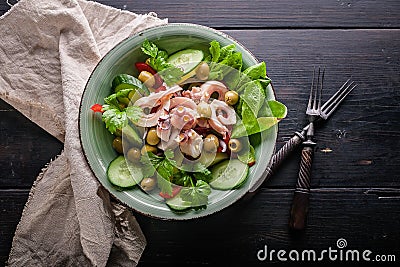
288;73;357;230
288;67;323;230
248;75;357;193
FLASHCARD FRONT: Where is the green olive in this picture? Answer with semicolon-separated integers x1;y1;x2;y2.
127;147;141;162
140;177;156;191
146;128;160;146
197;101;212;118
203;134;219;152
225;90;239;106
228;138;242;153
195;62;210;80
138;71;155;88
141;144;157;155
112;137;124;154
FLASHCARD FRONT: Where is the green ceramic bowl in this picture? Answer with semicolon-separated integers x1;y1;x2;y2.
79;23;277;220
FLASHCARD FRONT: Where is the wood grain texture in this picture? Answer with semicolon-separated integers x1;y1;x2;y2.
0;100;63;189
128;188;400;265
88;0;400;28
2;0;400;28
0;189;399;266
0;190;29;265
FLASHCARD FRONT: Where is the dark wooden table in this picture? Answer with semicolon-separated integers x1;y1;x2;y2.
1;0;400;266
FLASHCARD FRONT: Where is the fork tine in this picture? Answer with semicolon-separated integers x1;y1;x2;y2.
313;68;320;110
321;79;351;110
308;67;316;109
322;80;354;112
321;82;357;119
318;68;325;112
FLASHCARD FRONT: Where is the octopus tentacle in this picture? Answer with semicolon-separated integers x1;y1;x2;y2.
200;81;228;102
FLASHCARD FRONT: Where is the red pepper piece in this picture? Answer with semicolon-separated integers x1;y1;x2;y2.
159;186;181;199
223;133;230;147
150;106;159;113
90;103;103;113
135;62;163;88
154;85;166;93
135;62;156;74
248;161;256;167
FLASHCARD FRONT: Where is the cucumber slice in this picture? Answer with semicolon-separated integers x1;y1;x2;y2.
167;49;204;75
107;156;142;188
166;192;192;211
209;159;249;190
112;74;148;95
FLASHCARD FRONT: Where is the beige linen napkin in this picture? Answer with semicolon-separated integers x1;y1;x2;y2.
0;0;167;266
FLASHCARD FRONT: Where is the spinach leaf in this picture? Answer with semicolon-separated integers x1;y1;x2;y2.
232;116;279;138
240;80;266;114
268;100;287;118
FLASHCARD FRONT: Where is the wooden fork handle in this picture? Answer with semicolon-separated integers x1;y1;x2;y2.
266;132;306;178
289;145;314;230
248;131;306;193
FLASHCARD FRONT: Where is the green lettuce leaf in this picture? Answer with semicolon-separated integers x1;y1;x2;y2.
232;116;279;138
209;40;221;62
230;73;286;137
268;100;287;118
242;62;267;80
141;39;158;58
220;44;235;59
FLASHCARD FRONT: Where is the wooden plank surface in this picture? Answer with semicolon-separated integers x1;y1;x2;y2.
137;188;400;265
0;190;29;265
1;189;399;265
2;1;400;28
88;0;400;28
0;100;63;188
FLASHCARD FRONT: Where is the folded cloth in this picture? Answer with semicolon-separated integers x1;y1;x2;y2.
0;0;167;266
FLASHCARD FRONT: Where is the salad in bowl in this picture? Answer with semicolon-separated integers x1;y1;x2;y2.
80;24;286;219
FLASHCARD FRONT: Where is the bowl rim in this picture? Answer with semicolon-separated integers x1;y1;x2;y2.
78;23;278;220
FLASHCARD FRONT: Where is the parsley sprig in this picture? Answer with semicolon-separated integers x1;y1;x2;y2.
141;39;184;86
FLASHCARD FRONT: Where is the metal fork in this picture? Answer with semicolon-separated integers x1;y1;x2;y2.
320;78;356;120
249;75;357;193
288;67;323;230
